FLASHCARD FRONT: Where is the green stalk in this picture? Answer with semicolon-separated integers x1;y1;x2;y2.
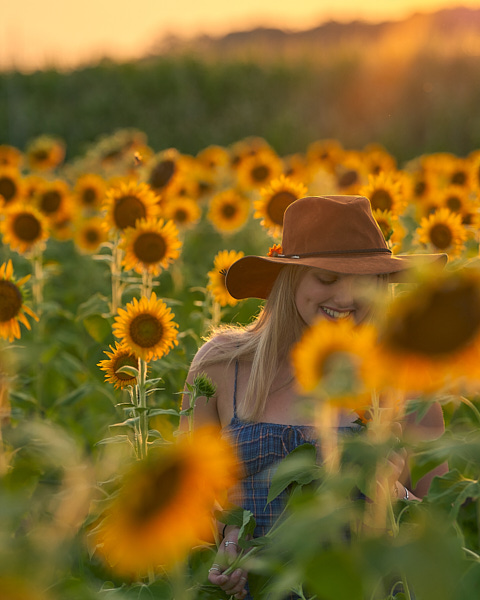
137;357;148;459
110;234;123;316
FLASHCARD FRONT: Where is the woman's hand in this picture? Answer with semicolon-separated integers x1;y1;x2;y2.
208;526;249;599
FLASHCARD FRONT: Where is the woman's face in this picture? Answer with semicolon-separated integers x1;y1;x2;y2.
294;267;382;326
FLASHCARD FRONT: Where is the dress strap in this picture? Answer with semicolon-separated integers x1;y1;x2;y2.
233;359;239;418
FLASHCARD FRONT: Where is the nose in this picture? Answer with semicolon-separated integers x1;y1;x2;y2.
333;275;356;308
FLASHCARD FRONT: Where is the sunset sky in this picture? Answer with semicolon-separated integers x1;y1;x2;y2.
2;0;479;71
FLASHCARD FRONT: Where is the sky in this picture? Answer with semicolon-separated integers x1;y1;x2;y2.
2;0;480;71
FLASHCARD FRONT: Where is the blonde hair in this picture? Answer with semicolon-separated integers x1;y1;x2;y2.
191;265;309;421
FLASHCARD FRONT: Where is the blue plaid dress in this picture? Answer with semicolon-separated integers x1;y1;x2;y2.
221;361;362;599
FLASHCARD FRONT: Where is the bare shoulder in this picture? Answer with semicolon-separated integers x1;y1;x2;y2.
187;334;232;382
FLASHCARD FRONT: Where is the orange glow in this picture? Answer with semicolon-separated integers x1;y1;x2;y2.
1;0;480;71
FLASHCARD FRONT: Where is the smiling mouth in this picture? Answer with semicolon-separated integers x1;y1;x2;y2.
320;306;353;320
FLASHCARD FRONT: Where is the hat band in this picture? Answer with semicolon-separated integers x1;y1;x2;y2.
276;247;392;258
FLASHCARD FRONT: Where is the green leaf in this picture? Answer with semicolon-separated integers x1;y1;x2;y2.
116;365;139;377
267;443;319;504
96;434;132;446
426;468;480;519
148;408;181;417
83;313;112;342
305;548;364;600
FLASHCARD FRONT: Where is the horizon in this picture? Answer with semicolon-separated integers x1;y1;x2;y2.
1;1;480;72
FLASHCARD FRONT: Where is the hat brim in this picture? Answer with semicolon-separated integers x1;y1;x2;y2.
225;252;448;299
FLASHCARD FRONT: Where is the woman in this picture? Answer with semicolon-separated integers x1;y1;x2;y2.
182;195;448;599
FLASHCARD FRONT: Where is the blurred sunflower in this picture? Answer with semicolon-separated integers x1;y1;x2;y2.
236;147;283;191
0;166;24;206
334;151;368;194
23;174;45;201
229;136;272;170
207;249;244;307
103;181;159;233
379;268;480;391
25;135;65;171
0;260;38;342
119;217;182;275
468;150;480;191
254;175;308;238
362;143;397;176
91;425;239;576
113;292;178;362
305;138;344;174
73;173;107;212
34;179;72;221
444;156;472;188
437;185;476;224
416;208;468;258
208;189;250;234
0;144;23;168
162;196;202;230
143;148;184;196
360;171;407;216
291;318;379;411
98;341;139;389
0;203;50;255
282;152;311;184
196;144;230;173
73;216;109;254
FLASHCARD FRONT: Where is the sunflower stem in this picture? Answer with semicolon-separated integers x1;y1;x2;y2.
141;270;153;298
138;358;148;459
31;247;44;315
110;234;124;316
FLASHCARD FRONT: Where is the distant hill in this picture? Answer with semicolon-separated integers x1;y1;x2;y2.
149;6;480;60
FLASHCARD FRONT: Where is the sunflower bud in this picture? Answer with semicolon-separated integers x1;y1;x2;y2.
193;373;217;400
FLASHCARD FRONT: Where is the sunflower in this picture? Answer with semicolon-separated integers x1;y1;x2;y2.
25;135;65;171
98;341;140;389
359;171;407;217
0;260;38;342
0;203;50;255
73;216;109;254
120;217;182;275
113;292;178;362
416;208;468;257
437;184;475;221
229;136;272;170
282;153;311;184
91;425;239;576
236;147;283;191
162;196;202;229
468;150;480;191
291;318;379;411
0;144;23;168
73;173;107;212
334;151;368;195
34;178;73;221
143;148;184;196
305;139;344;174
207;250;244;307
372;209;405;253
254;175;308;238
196;144;230;172
208;189;250;234
103;181;160;233
362;144;397;176
0;166;24;206
378;268;480;392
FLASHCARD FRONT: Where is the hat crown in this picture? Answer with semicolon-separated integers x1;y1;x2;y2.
282;195;387;255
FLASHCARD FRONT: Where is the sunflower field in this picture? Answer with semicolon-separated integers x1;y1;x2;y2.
1;129;480;600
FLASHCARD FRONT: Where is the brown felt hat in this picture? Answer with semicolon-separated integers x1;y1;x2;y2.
225;195;448;300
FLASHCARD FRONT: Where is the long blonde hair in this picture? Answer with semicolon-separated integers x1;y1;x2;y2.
191;265;310;421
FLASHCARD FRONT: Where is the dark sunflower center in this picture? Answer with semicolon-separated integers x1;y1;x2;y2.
149;160;175;190
451;171;466;186
266;191;296;226
338;170;358;189
0;280;22;322
370;189;393;212
129;313;164;348
174;209;188;223
0;176;16;202
82;187;97;205
128;457;183;524
40;190;62;214
429;223;453;249
251;165;270;183
114;195;147;230
133;232;166;264
221;203;237;219
113;353;138;382
384;277;480;356
32;149;49;163
445;196;461;212
414;180;426;197
13;213;41;242
85;228;100;244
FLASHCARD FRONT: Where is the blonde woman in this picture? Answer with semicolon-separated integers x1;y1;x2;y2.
182;195;448;599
